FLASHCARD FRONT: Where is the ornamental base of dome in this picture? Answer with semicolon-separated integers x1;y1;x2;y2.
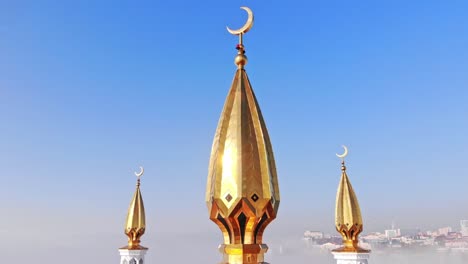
218;243;269;264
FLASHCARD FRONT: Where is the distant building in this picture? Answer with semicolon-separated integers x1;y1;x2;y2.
304;230;324;240
461;220;468;237
445;240;468;249
385;229;400;239
362;233;387;244
447;231;462;239
389;238;402;248
437;226;452;236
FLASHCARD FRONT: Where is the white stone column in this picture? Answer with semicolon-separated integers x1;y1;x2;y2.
119;248;148;264
332;251;370;264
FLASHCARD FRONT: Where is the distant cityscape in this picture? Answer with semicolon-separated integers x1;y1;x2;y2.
303;220;468;253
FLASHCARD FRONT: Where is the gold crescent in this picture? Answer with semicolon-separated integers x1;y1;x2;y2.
134;166;144;177
226;6;254;35
336;145;349;159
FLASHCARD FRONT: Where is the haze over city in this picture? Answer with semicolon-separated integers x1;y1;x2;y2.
1;1;467;263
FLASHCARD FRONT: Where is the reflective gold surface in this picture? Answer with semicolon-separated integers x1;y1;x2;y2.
123;177;146;250
206;8;280;263
333;161;369;253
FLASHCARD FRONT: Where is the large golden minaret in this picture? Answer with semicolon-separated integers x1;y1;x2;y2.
333;146;370;257
119;167;147;264
206;7;280;264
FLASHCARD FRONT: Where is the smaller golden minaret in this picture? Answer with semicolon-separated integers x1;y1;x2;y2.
333;146;369;253
119;166;147;264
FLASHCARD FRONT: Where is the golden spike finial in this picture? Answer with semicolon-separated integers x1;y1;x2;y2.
336;145;349;172
227;6;254;68
122;166;146;250
333;147;369;253
134;166;144;186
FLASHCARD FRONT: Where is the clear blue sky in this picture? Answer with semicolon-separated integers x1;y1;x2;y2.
1;0;467;254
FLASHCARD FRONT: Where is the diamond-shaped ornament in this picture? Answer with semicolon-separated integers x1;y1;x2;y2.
251;193;259;202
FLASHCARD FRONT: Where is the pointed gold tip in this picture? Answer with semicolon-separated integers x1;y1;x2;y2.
124;169;146;249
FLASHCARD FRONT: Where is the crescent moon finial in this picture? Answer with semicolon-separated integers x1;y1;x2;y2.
226;7;254;36
227;7;253;68
135;166;144;178
336;145;349;160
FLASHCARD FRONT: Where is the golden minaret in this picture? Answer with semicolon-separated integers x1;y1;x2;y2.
119;167;148;264
206;7;280;264
333;146;369;253
122;167;146;250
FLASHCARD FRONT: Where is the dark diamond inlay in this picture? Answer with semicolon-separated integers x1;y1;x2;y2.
251;193;259;202
225;194;233;202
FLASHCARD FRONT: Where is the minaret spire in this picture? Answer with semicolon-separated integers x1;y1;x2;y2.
206;7;280;264
119;166;148;264
332;147;370;264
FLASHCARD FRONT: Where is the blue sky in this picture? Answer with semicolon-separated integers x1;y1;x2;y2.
1;0;468;255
